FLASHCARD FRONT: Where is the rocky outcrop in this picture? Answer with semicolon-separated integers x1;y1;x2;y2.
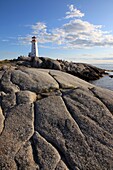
8;56;105;81
0;67;113;170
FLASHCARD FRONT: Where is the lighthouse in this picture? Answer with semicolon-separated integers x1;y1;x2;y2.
29;36;39;57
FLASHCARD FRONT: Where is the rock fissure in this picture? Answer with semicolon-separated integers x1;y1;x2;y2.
61;93;103;163
0;91;17;135
48;71;98;169
33;98;71;169
90;87;113;115
0;67;113;169
63;93;113;142
61;93;86;140
49;71;62;89
10;71;20;90
14;158;20;170
10;71;24;92
30;135;41;169
15;92;19;106
35;130;73;170
24;98;40;169
55;160;69;170
36;89;62;101
67;96;113;139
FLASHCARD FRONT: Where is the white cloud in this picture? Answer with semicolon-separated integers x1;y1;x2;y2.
65;5;84;19
63;19;102;33
31;22;47;34
18;4;113;49
18;35;32;44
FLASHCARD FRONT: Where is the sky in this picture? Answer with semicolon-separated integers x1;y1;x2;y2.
1;0;113;64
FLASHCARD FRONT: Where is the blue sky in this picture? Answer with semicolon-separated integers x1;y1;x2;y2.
1;0;113;64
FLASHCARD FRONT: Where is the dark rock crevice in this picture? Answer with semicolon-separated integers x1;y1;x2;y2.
35;130;73;170
55;159;70;170
48;71;86;141
61;94;86;139
62;94;113;168
48;71;96;167
10;70;29;91
10;71;20;91
49;72;84;137
90;87;113;115
49;71;62;89
33;95;73;169
61;96;108;168
60;93;95;154
14;158;20;170
0;66;113;169
29;135;41;169
62;92;113;147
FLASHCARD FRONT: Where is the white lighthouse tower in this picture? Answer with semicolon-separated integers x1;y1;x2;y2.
29;36;39;57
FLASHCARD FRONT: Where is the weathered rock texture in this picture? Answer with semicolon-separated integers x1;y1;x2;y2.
1;56;105;81
0;67;113;170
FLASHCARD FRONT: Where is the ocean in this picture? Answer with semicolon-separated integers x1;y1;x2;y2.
93;64;113;70
90;64;113;91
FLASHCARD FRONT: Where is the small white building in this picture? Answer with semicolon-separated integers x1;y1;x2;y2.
29;36;39;57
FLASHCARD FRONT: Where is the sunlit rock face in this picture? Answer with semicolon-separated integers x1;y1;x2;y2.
0;67;113;170
16;56;105;81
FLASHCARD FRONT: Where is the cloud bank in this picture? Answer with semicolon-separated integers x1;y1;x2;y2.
18;5;113;49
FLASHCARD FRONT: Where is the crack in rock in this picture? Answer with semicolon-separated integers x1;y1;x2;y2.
0;103;34;170
55;160;69;170
15;140;39;170
0;67;113;170
49;71;86;141
30;131;61;170
34;95;101;169
90;87;113;115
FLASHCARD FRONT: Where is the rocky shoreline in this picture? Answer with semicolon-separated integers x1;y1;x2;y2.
0;56;106;81
18;56;106;81
0;58;113;170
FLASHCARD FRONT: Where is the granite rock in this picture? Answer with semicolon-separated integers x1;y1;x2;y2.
0;67;113;170
0;106;4;134
14;56;105;81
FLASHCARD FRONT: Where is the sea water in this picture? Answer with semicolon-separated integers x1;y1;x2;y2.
90;64;113;91
93;64;113;70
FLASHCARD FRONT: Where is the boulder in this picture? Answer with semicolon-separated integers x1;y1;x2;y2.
40;57;62;70
18;56;32;62
57;60;105;81
16;90;37;104
32;57;43;68
11;68;59;93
